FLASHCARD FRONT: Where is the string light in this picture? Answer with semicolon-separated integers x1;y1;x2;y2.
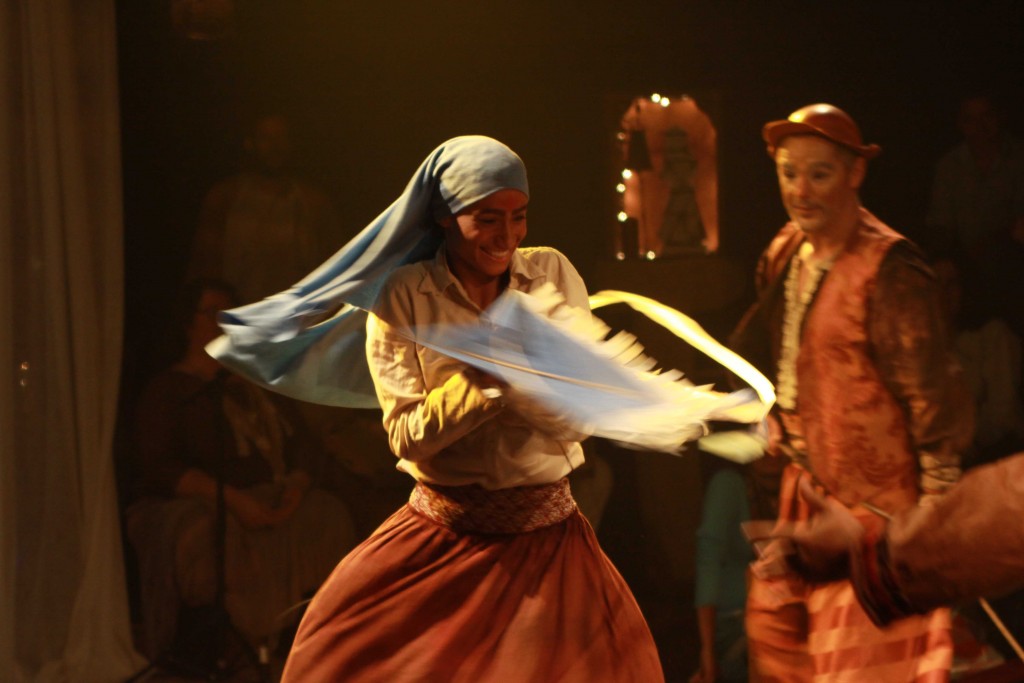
616;93;675;260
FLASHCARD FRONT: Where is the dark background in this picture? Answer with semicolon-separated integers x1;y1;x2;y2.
117;0;1024;311
115;1;1023;678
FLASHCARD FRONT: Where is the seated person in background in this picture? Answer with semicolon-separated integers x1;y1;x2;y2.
690;451;785;683
125;278;356;663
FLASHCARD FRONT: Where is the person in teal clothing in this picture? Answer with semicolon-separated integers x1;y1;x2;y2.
690;454;784;683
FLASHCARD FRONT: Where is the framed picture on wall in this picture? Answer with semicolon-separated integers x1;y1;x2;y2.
614;93;719;259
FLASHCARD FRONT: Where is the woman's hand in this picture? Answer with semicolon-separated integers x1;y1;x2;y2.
502;388;582;440
464;367;507;399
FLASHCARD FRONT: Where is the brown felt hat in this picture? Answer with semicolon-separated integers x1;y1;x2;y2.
763;103;881;159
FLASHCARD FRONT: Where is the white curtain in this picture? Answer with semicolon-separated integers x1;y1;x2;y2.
0;0;143;680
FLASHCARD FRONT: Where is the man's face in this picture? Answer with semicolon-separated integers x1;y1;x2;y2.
775;135;864;237
248;115;292;174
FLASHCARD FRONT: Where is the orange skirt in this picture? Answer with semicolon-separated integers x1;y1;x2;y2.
281;479;664;683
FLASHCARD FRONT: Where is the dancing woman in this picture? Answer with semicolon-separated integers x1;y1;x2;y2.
254;136;666;682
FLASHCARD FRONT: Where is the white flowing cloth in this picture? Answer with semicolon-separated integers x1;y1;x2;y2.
1;1;144;680
409;284;774;459
589;289;775;460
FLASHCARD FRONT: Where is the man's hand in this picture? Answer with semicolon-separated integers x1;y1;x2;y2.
789;478;864;581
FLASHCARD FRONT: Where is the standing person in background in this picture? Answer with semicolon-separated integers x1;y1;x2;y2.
689;452;785;683
187;111;341;303
186;110;359;515
926;93;1024;338
731;103;973;682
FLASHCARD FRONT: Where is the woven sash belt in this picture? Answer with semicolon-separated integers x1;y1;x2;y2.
409;477;577;534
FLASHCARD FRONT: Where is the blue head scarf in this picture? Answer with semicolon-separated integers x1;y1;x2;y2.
207;135;529;407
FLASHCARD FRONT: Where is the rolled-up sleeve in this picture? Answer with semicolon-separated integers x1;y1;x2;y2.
366;285;502;462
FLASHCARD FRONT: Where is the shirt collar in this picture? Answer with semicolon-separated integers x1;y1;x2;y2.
417;245;545;298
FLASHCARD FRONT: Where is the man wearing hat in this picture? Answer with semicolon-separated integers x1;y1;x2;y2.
732;104;972;681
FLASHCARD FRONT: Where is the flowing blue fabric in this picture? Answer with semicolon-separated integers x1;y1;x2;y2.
208;135;529;407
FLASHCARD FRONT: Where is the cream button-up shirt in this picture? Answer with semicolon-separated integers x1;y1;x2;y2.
366;245;589;490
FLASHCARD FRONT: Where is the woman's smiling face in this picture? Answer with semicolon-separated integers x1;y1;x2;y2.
442;188;528;290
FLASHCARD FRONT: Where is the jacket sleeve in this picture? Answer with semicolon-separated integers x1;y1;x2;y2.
869;244;972;500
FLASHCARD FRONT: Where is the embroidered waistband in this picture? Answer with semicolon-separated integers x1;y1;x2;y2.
408;477;576;534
